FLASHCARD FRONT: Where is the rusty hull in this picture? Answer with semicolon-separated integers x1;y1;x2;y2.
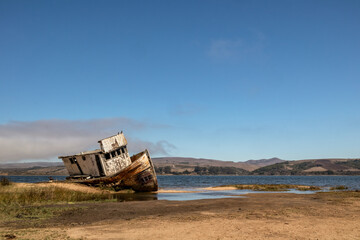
70;150;158;192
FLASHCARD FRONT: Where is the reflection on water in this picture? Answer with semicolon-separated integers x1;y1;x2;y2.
157;190;245;201
113;192;158;201
113;189;318;202
2;175;359;201
113;190;245;202
157;189;319;201
3;175;360;190
158;175;360;190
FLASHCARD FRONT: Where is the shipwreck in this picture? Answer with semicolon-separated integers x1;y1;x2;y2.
58;132;158;192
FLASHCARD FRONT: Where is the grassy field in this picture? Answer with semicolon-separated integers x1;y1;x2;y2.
0;178;116;223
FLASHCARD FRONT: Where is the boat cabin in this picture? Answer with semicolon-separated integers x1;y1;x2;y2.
59;132;132;178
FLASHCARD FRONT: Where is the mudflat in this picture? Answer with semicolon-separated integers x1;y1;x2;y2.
1;191;359;240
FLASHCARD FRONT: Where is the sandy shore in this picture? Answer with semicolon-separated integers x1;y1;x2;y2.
157;189;200;193
1;191;359;240
203;186;238;190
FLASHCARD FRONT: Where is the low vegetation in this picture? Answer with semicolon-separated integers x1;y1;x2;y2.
155;166;249;175
336;159;360;169
0;185;113;206
330;185;349;190
1;177;11;186
251;160;360;175
250;162;290;175
0;178;115;222
296;186;322;191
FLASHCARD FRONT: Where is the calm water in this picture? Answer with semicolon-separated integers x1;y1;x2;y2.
2;175;360;190
158;175;360;190
2;175;359;201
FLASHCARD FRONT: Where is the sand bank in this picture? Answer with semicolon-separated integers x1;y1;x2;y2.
1;191;359;239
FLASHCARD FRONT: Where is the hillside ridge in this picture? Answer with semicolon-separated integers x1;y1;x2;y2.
1;157;359;176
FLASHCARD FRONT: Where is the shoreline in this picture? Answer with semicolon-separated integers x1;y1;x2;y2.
1;191;359;239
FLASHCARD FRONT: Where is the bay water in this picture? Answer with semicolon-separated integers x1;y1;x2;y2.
2;175;360;190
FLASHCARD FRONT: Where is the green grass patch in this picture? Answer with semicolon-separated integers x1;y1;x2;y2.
1;177;11;186
330;185;349;190
234;184;293;191
0;180;116;223
0;185;114;205
296;186;322;191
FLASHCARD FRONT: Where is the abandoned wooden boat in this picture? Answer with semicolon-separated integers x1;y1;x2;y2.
58;132;158;192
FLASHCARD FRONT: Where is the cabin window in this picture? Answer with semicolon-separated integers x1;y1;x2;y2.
111;151;116;158
82;156;86;161
69;158;74;164
116;149;121;155
105;153;111;160
121;147;125;154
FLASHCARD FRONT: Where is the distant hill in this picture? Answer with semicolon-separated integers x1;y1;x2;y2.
0;166;68;176
0;162;63;169
0;162;67;176
244;157;285;167
253;158;360;175
1;158;359;176
0;157;273;176
152;157;260;172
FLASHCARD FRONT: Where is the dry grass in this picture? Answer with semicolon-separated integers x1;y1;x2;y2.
0;184;113;205
330;185;349;190
296;185;322;191
0;180;116;222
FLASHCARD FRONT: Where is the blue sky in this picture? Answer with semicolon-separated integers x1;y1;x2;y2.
0;0;360;162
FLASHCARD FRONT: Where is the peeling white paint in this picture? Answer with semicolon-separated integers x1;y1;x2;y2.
99;133;127;153
59;133;132;177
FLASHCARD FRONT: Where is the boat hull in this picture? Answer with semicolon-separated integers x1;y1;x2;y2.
68;150;158;192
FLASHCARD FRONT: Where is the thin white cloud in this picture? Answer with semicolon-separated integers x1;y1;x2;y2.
0;118;175;162
208;39;244;59
127;138;176;156
207;31;265;61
